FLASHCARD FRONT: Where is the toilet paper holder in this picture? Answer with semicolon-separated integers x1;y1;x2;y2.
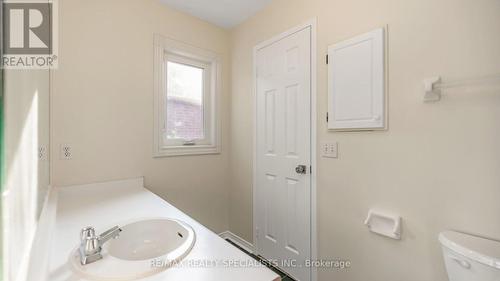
364;209;401;240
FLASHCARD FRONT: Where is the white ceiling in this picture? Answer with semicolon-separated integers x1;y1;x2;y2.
159;0;273;29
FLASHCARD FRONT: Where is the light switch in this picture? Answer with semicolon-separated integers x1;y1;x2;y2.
321;142;338;158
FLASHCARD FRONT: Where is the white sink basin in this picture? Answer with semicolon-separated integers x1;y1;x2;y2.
70;218;196;280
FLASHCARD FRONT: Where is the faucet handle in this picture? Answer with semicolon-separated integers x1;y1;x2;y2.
83;236;100;255
80;226;96;241
78;226;104;265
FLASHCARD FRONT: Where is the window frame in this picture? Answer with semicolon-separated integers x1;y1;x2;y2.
154;34;221;157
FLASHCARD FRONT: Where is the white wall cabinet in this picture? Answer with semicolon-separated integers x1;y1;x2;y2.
327;28;386;130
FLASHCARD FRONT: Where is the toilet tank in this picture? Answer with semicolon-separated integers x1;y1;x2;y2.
439;231;500;281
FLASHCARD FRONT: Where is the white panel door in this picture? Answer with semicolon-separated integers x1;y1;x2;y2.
327;28;385;130
255;26;311;281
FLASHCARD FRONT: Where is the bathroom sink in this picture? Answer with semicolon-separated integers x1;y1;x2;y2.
70;218;196;280
108;219;193;261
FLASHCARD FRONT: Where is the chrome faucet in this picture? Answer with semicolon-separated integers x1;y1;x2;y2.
79;226;122;265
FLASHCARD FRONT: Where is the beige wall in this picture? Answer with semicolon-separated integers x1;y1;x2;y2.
3;68;50;281
51;0;231;232
51;0;500;280
229;0;500;280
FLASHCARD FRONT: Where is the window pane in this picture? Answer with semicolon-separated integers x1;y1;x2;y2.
166;61;204;141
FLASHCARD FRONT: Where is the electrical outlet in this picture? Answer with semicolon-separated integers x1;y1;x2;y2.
321;142;338;158
38;146;47;161
60;144;72;160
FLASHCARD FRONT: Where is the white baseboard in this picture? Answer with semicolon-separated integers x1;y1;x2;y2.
219;231;254;254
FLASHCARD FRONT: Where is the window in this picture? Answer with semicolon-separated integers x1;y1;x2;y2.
165;57;206;144
154;35;221;156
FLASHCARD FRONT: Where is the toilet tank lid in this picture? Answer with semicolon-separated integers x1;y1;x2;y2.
439;231;500;269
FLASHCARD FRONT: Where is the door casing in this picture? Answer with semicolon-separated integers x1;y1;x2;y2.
252;19;317;281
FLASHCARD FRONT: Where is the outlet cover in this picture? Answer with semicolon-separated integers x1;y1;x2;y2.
321;142;338;158
60;144;72;160
38;146;47;161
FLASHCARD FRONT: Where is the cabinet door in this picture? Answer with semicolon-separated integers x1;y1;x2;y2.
328;28;385;130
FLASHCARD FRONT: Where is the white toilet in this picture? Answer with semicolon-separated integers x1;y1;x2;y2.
439;231;500;281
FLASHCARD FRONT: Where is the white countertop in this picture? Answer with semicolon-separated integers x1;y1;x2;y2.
48;178;280;281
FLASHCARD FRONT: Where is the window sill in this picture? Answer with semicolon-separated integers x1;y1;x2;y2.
153;145;221;157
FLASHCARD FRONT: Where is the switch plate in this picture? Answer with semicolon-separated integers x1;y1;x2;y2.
60;144;72;160
321;142;338;158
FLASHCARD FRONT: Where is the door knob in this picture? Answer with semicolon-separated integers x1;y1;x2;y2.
295;165;307;174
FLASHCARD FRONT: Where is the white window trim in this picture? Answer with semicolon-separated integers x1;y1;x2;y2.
154;34;221;157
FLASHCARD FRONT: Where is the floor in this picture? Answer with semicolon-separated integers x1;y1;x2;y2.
225;239;296;281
